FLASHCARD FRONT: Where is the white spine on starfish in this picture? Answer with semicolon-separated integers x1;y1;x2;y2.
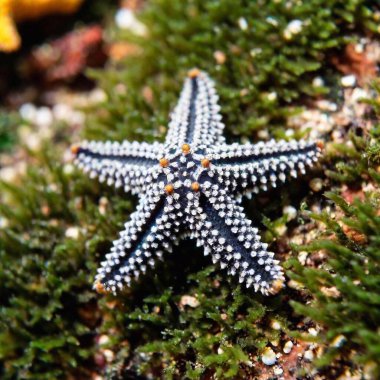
165;71;225;147
74;140;164;195
208;139;322;196
95;184;181;294
189;187;284;295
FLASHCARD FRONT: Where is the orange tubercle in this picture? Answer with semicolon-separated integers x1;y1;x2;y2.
95;281;107;294
191;182;200;192
316;141;324;150
188;68;201;78
70;144;80;155
159;157;169;168
182;143;191;154
165;183;174;195
268;279;284;295
201;158;210;168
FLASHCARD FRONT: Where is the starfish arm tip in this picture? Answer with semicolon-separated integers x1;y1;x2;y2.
187;68;201;78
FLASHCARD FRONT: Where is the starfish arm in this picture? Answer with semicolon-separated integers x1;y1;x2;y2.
207;140;322;197
94;184;181;293
192;187;284;295
73;140;164;194
165;69;225;148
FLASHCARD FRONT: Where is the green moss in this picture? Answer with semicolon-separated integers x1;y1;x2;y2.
288;94;380;375
102;266;293;379
1;0;379;378
88;0;378;141
0;112;18;153
0;147;134;378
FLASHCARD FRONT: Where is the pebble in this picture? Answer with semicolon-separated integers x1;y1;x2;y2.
65;226;80;239
304;349;314;361
63;164;75;176
283;205;297;220
0;217;9;228
180;295;200;308
0;167;15;183
19;103;37;122
308;327;318;336
283;341;293;354
309;178;323;192
266;16;279;27
103;349;115;362
341;74;356;87
98;197;109;215
214;50;226;65
298;251;308;265
354;43;364;54
250;47;262;57
35;106;53;126
270;320;282;330
351;88;368;102
89;88;107;103
257;129;269;139
331;335;346;348
283;20;303;39
312;77;324;87
317;99;338;112
273;366;284;375
98;335;110;345
238;17;248;30
262;347;276;366
115;8;147;35
267;91;277;101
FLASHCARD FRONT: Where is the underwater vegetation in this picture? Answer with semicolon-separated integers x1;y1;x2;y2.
0;0;380;378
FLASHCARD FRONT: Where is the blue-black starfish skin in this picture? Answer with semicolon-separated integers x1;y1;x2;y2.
72;69;322;295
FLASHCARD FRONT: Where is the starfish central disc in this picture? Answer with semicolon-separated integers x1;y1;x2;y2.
160;147;208;196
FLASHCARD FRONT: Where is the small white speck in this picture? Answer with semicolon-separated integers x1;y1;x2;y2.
262;347;276;366
63;164;75;176
331;335;346;348
98;335;110;345
103;349;115;362
283;205;297;220
298;251;308;265
115;8;147;36
304;349;314;361
267;92;277;101
341;74;356;87
238;17;248;30
19;103;37;123
351;88;368;102
65;226;81;240
308;327;318;336
312;77;324;87
0;217;9;229
283;341;293;354
35;107;53;127
273;366;283;375
250;47;262;57
266;16;278;27
283;20;303;39
271;320;282;330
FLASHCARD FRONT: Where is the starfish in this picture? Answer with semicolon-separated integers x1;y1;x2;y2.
72;69;322;295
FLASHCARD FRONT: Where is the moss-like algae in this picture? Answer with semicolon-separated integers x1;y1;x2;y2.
1;0;380;378
288;93;380;377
